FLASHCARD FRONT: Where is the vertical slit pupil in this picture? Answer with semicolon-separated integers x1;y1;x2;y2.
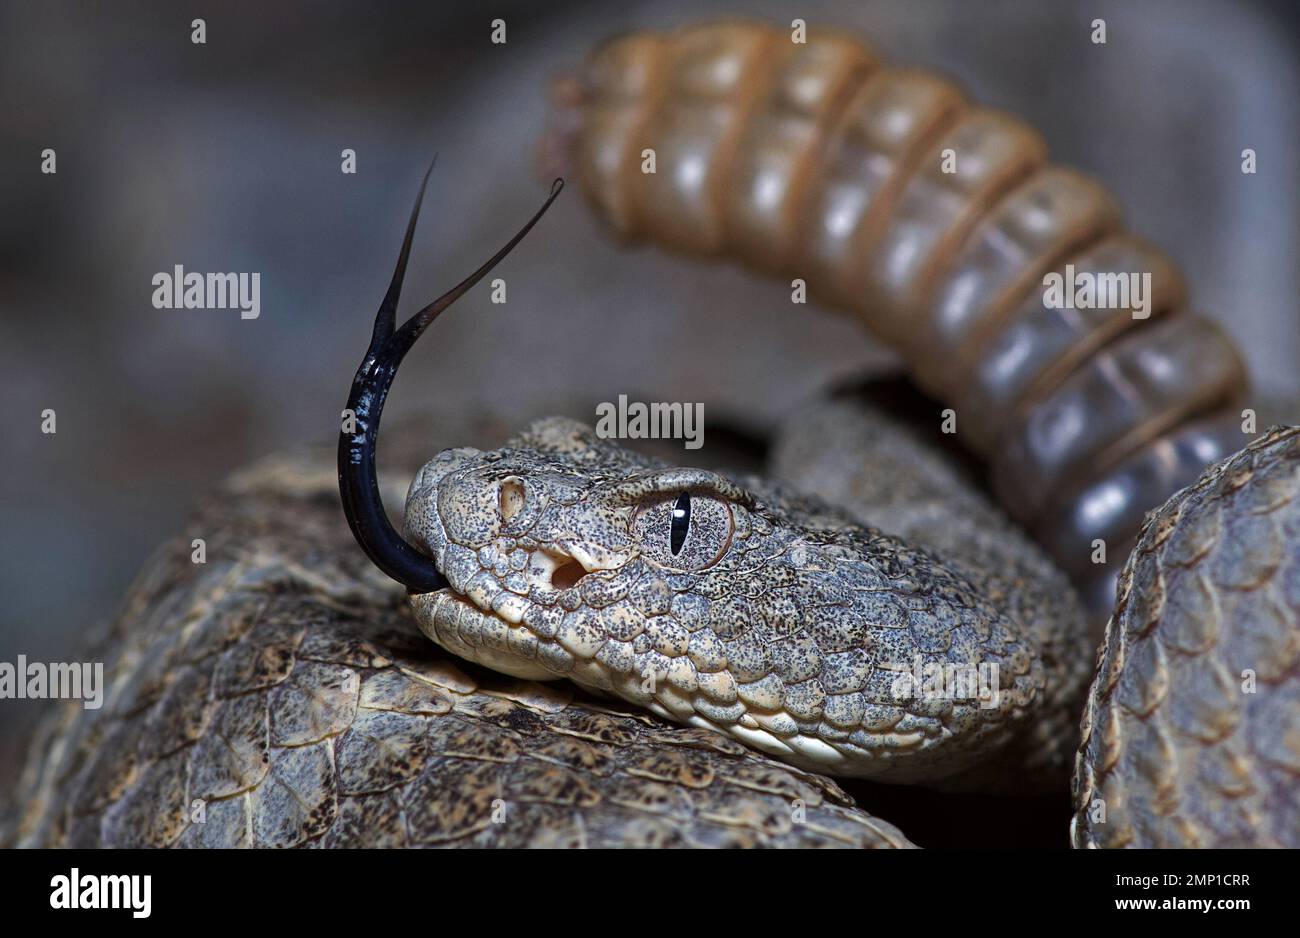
670;492;690;555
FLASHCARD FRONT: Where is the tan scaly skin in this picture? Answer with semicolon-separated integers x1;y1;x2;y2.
1073;426;1300;848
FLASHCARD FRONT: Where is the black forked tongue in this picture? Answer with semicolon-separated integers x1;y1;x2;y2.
338;161;564;593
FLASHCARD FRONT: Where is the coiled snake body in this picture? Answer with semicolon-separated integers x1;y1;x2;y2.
4;20;1297;848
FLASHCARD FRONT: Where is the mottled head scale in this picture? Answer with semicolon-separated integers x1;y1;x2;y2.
338;160;563;592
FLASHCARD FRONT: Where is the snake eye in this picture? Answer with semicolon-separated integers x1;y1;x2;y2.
633;491;732;572
670;492;690;555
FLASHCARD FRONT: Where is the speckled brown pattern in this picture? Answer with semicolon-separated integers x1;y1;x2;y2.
772;398;1093;789
2;449;913;849
1073;426;1300;847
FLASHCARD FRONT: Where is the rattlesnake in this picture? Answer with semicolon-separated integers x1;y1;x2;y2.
5;20;1298;849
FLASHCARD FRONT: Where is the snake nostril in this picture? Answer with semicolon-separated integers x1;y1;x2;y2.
498;478;526;522
551;559;586;591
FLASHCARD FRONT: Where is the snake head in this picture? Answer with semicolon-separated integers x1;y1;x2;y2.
404;417;1049;783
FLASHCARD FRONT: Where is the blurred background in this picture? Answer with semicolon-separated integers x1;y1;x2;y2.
1;0;1297;761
